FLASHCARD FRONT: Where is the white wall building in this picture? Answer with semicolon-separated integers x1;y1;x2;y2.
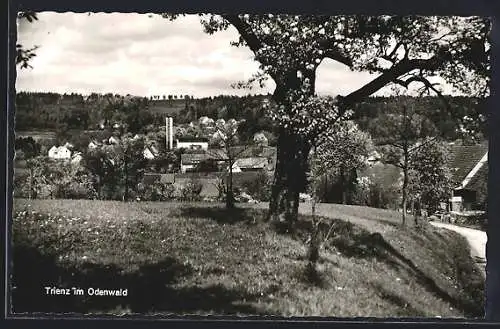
176;138;209;151
71;152;83;165
48;146;72;160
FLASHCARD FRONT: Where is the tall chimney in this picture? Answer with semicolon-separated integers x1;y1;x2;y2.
165;117;170;150
168;117;173;150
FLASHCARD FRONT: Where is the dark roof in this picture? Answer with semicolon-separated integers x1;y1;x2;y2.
177;137;209;143
235;157;268;169
143;173;161;185
227;145;277;158
181;153;209;164
206;149;229;160
447;141;488;185
466;161;488;192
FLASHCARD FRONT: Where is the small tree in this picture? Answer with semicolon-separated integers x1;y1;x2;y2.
314;121;374;204
83;147;117;199
115;135;148;201
409;138;453;218
375;101;439;225
24;156;52;199
208;119;249;209
304;120;369;276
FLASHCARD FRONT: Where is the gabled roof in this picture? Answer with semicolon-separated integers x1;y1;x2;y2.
467;162;488;192
181;153;209;164
177;137;209;143
448;141;488;186
234;157;268;169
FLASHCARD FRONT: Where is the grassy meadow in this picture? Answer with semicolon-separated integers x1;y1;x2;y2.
11;199;484;318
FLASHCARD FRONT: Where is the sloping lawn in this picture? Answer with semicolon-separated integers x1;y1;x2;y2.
11;199;484;318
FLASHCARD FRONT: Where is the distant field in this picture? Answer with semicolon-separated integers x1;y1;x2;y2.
16;130;56;139
12;199;484;317
15;130;57;146
148;100;186;115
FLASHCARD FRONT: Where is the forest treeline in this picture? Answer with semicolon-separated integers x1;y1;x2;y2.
15;92;487;145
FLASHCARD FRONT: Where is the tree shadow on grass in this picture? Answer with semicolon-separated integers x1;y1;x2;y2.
330;230;484;318
10;244;267;316
176;206;258;225
370;282;424;317
275;217;484;318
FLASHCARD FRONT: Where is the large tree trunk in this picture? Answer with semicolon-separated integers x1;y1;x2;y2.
267;70;315;228
268;129;311;229
226;161;235;209
340;166;347;205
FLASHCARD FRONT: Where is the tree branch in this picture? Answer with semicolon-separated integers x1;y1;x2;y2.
339;54;450;108
408;135;440;154
222;15;264;54
319;39;354;67
393;73;451;111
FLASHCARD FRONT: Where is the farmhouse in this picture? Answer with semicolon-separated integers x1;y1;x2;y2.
108;136;120;145
448;141;488;212
232;157;268;173
88;140;103;150
180;153;210;173
253;132;269;146
199;116;214;126
48;145;71;160
176;137;209;150
71;152;83;165
143;145;159;160
366;150;382;166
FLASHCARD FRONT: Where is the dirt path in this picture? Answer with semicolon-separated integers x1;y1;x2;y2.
430;222;486;277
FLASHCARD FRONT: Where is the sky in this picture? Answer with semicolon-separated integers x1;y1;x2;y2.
16;12;452;98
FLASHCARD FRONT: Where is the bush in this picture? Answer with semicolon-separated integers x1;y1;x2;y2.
351;177;399;209
138;181;176;201
180;178;203;201
54;182;97;200
241;171;271;202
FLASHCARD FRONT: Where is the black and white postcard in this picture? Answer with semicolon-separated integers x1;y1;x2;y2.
9;11;491;319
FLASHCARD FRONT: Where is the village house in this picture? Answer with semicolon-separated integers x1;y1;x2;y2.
108;136;120;145
63;142;74;150
253;132;269;147
176;137;209;151
366;150;382;166
48;145;72;160
71;152;83;165
232;157;269;173
180;153;210;173
448;141;488;212
199;116;215;126
143;145;160;160
88;140;102;150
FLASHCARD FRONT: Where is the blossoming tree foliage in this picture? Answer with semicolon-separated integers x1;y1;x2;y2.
208;118;245;209
312;120;374;205
306;120;373;273
163;14;489;225
408;138;453;216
